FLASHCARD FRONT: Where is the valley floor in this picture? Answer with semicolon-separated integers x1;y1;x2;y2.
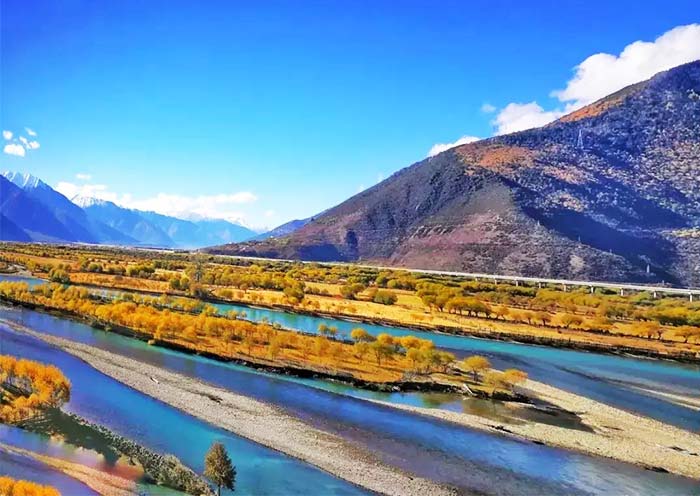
6;319;700;488
4;320;458;496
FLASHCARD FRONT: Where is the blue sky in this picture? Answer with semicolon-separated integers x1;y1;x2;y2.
1;1;699;229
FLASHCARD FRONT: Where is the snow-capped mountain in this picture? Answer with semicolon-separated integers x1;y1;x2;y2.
0;171;257;248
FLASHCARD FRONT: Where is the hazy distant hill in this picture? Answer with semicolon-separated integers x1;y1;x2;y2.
138;211;257;248
73;196;173;247
0;213;31;242
209;61;700;286
253;217;313;241
73;196;257;248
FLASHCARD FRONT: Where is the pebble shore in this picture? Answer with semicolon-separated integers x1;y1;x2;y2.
369;380;700;479
10;323;459;496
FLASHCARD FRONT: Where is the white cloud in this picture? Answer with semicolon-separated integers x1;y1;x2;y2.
481;103;496;113
25;127;37;137
55;181;125;203
492;23;700;135
552;24;700;108
492;102;565;135
3;143;26;157
128;193;255;223
58;179;258;223
1;128;40;154
427;135;481;157
76;173;92;181
264;209;276;218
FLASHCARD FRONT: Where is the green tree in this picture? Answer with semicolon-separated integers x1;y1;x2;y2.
559;313;583;329
461;355;491;381
635;321;662;340
315;336;330;358
502;368;528;390
350;328;375;342
340;283;365;300
534;311;552;326
204;442;236;496
372;290;397;305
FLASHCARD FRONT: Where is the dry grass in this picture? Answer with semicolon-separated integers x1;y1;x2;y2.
70;273;169;293
4;247;699;359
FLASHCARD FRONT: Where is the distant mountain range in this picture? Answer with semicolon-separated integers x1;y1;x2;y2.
0;172;258;248
208;61;700;286
252;217;314;241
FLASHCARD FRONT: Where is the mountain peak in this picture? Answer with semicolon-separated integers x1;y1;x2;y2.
2;171;45;189
208;61;700;286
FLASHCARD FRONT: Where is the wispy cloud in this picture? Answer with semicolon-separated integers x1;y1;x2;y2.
492;23;700;134
25;127;37;137
127;192;257;222
76;173;92;181
427;136;481;157
18;136;40;150
480;103;496;114
55;181;127;203
2;130;12;140
57;179;258;224
492;103;565;135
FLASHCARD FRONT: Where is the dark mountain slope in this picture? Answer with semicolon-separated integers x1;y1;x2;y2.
2;172;97;243
0;214;31;242
209;61;700;285
0;176;76;242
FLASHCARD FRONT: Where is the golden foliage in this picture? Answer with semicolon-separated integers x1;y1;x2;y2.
0;282;459;383
0;354;71;423
0;477;61;496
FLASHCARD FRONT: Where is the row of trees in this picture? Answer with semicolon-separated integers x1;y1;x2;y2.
348;328;455;370
0;282;449;382
18;243;700;328
0;282;535;390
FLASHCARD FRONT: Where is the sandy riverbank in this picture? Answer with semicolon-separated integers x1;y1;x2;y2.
0;443;136;496
5;323;460;496
369;380;700;479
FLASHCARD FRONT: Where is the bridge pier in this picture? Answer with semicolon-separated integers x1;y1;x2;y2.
691;293;695;302
620;288;625;297
590;286;594;294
